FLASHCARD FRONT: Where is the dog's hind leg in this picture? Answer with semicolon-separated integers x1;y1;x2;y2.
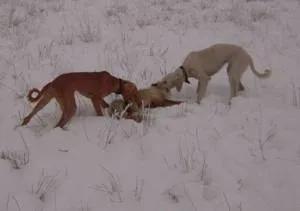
161;99;183;107
227;60;248;104
55;93;77;128
150;99;182;108
227;64;245;91
229;76;239;102
21;91;53;126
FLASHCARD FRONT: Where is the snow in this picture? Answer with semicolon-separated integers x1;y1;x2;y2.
1;0;300;210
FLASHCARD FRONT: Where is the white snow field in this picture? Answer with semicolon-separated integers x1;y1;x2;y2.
1;0;300;210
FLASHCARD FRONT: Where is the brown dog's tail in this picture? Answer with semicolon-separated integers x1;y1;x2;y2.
249;58;271;79
27;82;52;103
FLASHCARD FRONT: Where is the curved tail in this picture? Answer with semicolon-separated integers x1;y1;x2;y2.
249;58;271;79
27;82;52;103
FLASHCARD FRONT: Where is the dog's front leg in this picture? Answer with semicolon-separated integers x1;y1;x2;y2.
91;97;107;116
100;99;109;108
196;79;209;104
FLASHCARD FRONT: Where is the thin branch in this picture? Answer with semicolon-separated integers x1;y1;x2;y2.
162;155;172;170
82;120;90;142
6;193;10;211
184;186;197;211
18;130;29;154
222;192;231;211
11;195;21;211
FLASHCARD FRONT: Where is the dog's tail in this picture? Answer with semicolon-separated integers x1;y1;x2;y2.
27;82;52;103
249;58;271;79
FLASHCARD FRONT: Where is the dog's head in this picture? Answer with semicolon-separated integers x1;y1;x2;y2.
118;80;142;107
152;67;189;92
152;78;183;92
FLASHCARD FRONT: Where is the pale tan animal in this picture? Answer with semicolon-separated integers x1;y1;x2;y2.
107;85;182;122
152;43;271;104
137;85;182;109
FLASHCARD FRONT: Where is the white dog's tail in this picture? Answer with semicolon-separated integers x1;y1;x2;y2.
249;58;271;79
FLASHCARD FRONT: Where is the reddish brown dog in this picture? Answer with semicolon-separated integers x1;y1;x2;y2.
21;71;141;128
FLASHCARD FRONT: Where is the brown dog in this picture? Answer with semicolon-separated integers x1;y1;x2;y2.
21;71;141;128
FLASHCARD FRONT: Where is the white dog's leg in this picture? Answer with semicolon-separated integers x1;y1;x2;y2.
196;79;209;104
228;76;239;104
191;69;211;104
227;65;245;91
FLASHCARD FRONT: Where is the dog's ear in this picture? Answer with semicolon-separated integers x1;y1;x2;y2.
175;79;184;92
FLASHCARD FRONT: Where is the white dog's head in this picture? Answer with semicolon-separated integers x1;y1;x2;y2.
152;66;190;92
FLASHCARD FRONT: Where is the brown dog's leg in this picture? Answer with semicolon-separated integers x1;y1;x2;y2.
91;97;108;116
100;99;109;108
21;92;53;126
55;94;77;128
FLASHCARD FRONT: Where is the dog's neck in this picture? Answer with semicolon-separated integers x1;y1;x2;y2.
179;66;190;84
115;78;123;94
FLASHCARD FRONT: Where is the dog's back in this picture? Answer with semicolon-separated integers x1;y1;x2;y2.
52;71;115;92
185;44;242;76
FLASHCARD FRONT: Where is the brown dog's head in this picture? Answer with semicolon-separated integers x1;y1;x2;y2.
117;79;142;107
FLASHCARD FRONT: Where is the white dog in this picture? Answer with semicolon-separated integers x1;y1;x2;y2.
152;43;271;104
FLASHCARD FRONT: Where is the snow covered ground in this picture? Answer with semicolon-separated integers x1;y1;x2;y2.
1;0;300;210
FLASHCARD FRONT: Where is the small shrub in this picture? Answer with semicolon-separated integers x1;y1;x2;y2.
91;165;123;203
1;150;29;169
31;169;60;202
76;14;101;43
